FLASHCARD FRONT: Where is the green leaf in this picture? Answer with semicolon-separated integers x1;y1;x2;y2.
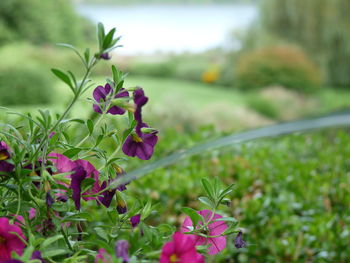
63;148;82;158
181;207;203;229
102;28;116;50
51;69;74;93
86;119;94;135
94;227;108;241
42;249;68;257
97;22;105;49
201;178;214;200
198;196;216;209
41;234;64;249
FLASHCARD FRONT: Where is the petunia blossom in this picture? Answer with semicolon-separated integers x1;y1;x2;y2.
48;153;102;209
133;88;148;135
70;166;87;210
181;209;228;255
0;217;26;262
130;214;141;228
0;141;14;174
95;248;113;263
160;232;205;263
122;128;158;160
234;231;246;249
93;83;129;115
98;181;116;208
115;240;129;263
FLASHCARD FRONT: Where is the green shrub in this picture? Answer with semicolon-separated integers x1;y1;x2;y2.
235;45;322;92
0;0;93;45
0;64;53;106
246;95;280;119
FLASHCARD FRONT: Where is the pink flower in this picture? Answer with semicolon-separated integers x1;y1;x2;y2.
95;248;113;263
160;232;205;263
181;210;228;255
0;217;26;262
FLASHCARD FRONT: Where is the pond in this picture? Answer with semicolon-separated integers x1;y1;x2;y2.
77;4;257;54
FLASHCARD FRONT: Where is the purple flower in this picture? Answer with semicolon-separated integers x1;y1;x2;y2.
100;53;111;60
98;181;116;208
130;214;141;228
234;231;246;249
113;165;128;191
0;141;14;174
46;192;55;207
31;251;46;263
71;166;87;210
93;83;129;115
116;197;127;214
0;141;11;160
115;240;129;263
133;88;148;135
122;129;158;160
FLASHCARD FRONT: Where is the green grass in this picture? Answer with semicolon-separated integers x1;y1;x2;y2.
4;75;350;131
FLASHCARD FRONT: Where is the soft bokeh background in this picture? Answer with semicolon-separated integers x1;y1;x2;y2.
1;0;350;262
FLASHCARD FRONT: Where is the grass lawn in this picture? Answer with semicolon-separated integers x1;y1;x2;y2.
4;75;350;131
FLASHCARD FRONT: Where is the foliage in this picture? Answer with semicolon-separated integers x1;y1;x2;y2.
127;127;350;262
0;64;53;106
0;0;93;45
80;0;255;5
260;0;350;87
235;45;322;92
0;23;240;262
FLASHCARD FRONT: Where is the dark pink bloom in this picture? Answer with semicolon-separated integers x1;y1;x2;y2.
0;141;14;174
115;240;129;263
0;217;26;262
95;248;113;263
71;166;87;210
130;214;141;228
48;153;102;210
122;128;158;160
181;210;228;255
160;232;205;263
93;83;129;115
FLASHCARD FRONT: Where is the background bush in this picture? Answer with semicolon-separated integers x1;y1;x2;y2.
260;0;350;87
0;0;93;45
235;45;322;92
0;65;53;106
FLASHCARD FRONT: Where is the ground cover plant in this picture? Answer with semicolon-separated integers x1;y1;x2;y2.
0;24;242;262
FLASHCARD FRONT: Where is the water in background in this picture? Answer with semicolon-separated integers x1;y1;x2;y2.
77;4;257;55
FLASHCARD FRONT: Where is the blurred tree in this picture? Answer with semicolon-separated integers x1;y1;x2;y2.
0;0;93;46
260;0;350;87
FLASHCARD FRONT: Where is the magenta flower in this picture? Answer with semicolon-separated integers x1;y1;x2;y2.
0;217;26;262
31;250;46;263
115;240;130;263
130;214;141;228
71;166;87;210
93;83;129;115
0;141;14;174
95;248;113;263
181;209;228;255
160;232;205;263
122;127;158;160
48;153;102;210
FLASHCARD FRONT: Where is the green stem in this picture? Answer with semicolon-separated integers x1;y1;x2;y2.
28;60;96;163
